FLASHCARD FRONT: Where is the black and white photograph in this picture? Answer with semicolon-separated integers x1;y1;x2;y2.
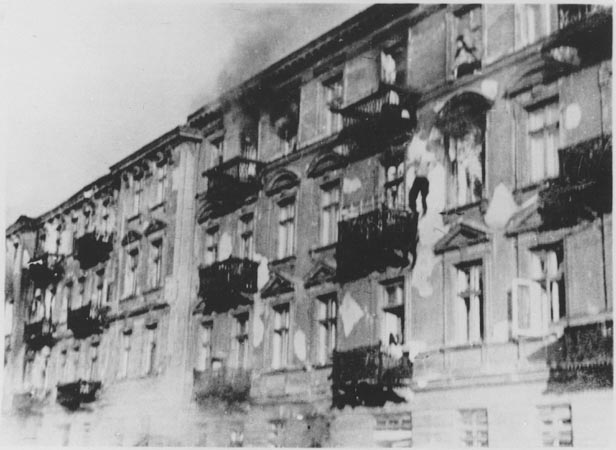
1;1;613;447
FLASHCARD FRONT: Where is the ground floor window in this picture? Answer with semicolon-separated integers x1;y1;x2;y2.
459;409;488;447
538;404;573;447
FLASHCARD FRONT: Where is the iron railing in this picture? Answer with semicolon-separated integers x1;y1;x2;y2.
336;204;417;282
74;232;114;270
67;303;105;339
193;368;252;403
203;156;264;202
198;257;259;314
56;379;102;409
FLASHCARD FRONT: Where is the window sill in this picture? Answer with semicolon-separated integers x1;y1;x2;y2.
309;243;336;257
120;294;137;303
440;199;487;218
269;255;297;268
142;286;163;296
513;178;557;196
127;213;141;223
149;201;166;212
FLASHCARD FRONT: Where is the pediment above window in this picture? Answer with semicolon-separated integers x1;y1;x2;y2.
263;169;300;197
260;271;294;298
505;58;569;99
144;219;167;236
434;221;489;254
307;151;347;178
304;260;337;288
121;229;142;246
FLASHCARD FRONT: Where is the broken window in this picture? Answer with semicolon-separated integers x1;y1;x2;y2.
320;182;341;246
452;6;483;79
382;280;405;345
448;126;484;206
384;160;406;210
558;4;597;29
272;304;290;369
277;199;296;259
234;313;249;369
527;100;560;183
380;43;406;86
272;90;299;155
317;293;337;364
459;409;489;447
538;404;573;447
205;227;219;266
238;214;254;260
454;263;484;344
212;136;225;166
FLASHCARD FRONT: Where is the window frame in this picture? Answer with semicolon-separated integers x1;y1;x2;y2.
276;197;296;260
272;303;291;369
320;181;341;246
538;404;573;447
458;408;489;447
525;98;561;184
234;313;249;369
239;214;254;260
454;261;485;345
381;279;406;345
205;226;219;266
316;293;338;365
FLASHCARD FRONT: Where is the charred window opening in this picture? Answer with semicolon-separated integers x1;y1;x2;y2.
452;6;483;79
271;89;300;155
234;313;249;369
436;93;490;208
380;43;406;86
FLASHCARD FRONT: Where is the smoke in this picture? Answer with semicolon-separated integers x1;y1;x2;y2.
191;4;365;108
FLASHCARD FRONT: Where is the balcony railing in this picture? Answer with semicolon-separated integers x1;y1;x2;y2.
547;321;613;392
28;253;64;288
193;368;251;404
24;317;55;350
558;4;599;29
336;204;418;283
56;379;102;409
67;303;106;339
332;344;413;408
331;84;417;156
198;257;259;314
539;135;611;230
202;156;264;203
74;232;114;270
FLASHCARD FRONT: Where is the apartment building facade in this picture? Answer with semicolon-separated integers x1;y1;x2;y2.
3;4;613;447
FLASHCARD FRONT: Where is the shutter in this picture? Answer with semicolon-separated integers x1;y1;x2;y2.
343;49;379;106
485;4;515;62
298;79;320;145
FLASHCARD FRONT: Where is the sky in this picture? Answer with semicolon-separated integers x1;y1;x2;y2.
1;0;367;225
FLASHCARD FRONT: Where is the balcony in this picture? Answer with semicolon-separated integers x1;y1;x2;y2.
67;303;106;339
28;253;64;288
56;379;102;410
197;257;259;315
193;368;251;404
543;6;611;65
539;135;611;230
336;205;418;283
202;156;264;204
413;338;551;390
74;232;114;270
547;321;613;392
331;84;417;158
24;318;55;350
331;344;413;408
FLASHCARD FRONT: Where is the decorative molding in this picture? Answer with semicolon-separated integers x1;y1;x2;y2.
304;260;337;288
260;271;294;298
434;221;490;254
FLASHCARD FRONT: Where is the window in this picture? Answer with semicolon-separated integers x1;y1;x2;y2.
558;4;597;29
539;404;573;447
143;328;157;376
77;279;86;308
516;4;550;48
380;44;406;86
239;215;254;260
155;165;167;205
123;249;139;297
119;333;131;379
132;178;142;217
385;161;406;210
268;420;286;448
513;245;566;336
205;227;219;266
383;281;405;345
89;345;99;380
317;294;337;364
374;413;413;447
459;409;488;447
453;6;483;79
277;199;295;259
95;271;104;308
320;183;340;246
148;239;163;288
272;304;290;369
197;322;213;371
58;350;68;383
528;101;560;183
234;314;249;369
61;284;71;322
320;74;343;135
212;137;225;166
448;124;485;207
455;263;484;344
